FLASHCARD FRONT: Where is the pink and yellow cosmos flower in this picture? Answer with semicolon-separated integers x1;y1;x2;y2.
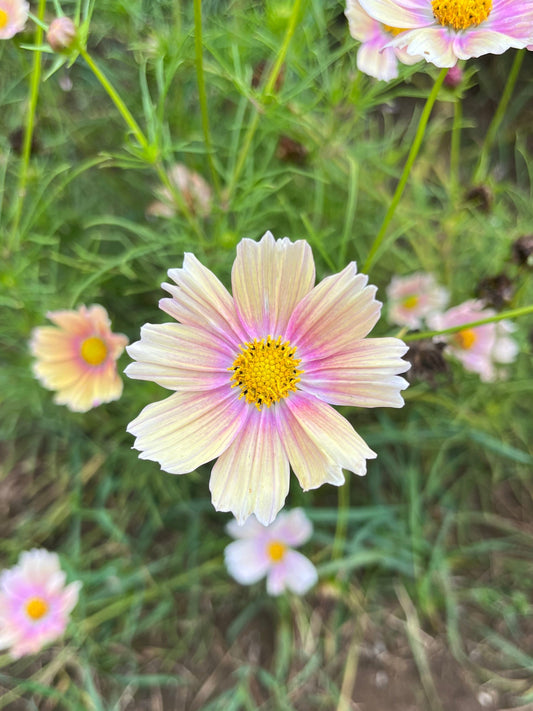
31;304;129;413
0;0;28;39
345;0;422;81
0;550;81;659
386;272;449;329
358;0;533;67
225;508;318;596
126;232;410;525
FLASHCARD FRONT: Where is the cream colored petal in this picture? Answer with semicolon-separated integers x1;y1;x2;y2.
231;231;315;337
46;307;93;335
210;406;290;526
285;391;376;476
160;253;246;347
286;263;381;361
299;338;410;408
128;387;249;474
125;322;233;391
277;401;345;491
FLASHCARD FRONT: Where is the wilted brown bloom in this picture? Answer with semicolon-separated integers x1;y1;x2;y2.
475;273;514;310
511;234;533;268
465;185;493;213
276;136;308;165
405;339;449;387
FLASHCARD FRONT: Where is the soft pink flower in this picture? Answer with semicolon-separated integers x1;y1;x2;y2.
345;0;421;81
0;550;81;659
0;0;28;39
358;0;533;67
126;231;410;525
225;508;318;596
30;304;129;413
387;272;449;329
429;299;519;381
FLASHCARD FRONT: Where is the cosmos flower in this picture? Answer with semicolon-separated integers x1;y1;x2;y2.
428;299;519;381
358;0;533;67
146;163;212;219
30;304;129;413
0;0;28;39
345;0;421;81
386;272;449;329
126;231;410;525
224;508;318;596
0;549;81;659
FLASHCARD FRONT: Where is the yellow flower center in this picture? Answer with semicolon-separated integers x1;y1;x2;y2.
0;9;9;29
80;336;108;366
229;336;302;410
267;541;287;563
454;328;477;350
431;0;492;30
383;24;405;36
26;597;49;620
402;295;420;309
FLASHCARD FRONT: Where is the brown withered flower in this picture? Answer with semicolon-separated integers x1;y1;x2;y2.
475;273;514;310
276;135;308;165
405;339;450;387
465;185;493;213
511;235;533;268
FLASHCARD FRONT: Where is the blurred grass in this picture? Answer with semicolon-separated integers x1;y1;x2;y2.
1;0;533;708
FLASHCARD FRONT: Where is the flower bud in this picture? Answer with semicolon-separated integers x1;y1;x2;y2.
47;16;77;53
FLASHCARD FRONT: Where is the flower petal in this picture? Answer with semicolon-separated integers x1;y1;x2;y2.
390;26;458;66
269;508;314;547
127;387;249;474
125;323;233;391
358;40;400;81
453;29;528;61
232;231;315;337
224;539;271;585
277;402;345;491
358;0;433;27
299;338;410;408
160;253;246;348
226;516;267;539
286;263;381;361
285;391;376;476
209;406;290;526
281;550;318;595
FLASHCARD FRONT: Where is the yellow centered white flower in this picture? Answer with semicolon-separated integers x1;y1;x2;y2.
25;597;48;620
431;0;492;29
80;336;108;366
0;9;8;28
230;336;302;410
402;295;420;310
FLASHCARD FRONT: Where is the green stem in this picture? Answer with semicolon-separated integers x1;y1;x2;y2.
362;68;448;274
450;95;462;194
472;49;525;185
402;304;533;342
332;476;351;562
194;0;220;195
78;46;150;154
226;0;304;200
7;0;47;253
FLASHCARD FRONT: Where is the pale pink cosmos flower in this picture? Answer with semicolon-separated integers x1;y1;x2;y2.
225;508;318;596
0;549;81;659
0;0;28;39
386;272;449;329
345;0;422;81
429;299;519;381
126;231;410;525
31;304;129;413
358;0;533;67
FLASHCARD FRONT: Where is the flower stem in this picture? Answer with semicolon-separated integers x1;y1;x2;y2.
225;0;304;201
332;476;351;562
450;95;462;194
472;49;525;185
194;0;221;196
78;45;151;155
7;0;47;254
402;304;533;342
362;67;448;274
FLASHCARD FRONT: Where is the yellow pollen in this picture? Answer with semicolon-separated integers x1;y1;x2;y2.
26;597;49;620
402;295;419;309
382;24;405;36
267;541;287;563
229;336;302;410
0;9;8;29
454;328;477;350
431;0;492;30
80;336;107;366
